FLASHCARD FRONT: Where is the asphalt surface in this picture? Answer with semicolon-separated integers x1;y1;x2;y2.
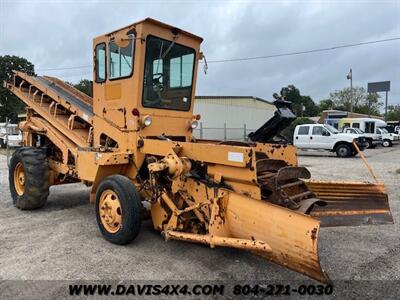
0;146;399;298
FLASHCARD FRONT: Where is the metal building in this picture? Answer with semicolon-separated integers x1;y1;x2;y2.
193;96;275;141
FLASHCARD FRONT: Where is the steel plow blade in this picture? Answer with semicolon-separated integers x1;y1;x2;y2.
305;180;393;227
226;192;330;283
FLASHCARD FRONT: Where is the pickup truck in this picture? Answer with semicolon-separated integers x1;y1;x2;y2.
377;127;399;147
342;127;398;147
0;123;22;148
294;123;366;157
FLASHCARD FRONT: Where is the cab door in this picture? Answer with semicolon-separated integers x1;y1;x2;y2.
309;125;331;149
294;125;311;148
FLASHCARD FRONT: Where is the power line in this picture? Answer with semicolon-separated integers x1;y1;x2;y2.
36;37;400;72
37;65;91;72
207;37;400;63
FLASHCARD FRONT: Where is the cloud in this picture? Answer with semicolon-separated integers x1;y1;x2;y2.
1;0;399;104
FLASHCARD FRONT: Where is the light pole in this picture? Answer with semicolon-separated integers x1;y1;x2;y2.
346;68;353;114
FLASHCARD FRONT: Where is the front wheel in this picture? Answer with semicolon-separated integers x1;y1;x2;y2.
95;175;142;245
336;144;352;158
382;139;392;147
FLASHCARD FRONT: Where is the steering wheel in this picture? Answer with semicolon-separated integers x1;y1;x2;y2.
144;73;164;106
152;73;164;92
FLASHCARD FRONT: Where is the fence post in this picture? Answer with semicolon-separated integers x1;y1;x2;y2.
223;123;227;141
199;122;203;139
243;123;247;141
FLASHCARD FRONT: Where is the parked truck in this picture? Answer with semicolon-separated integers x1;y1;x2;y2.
293;123;366;157
3;18;393;283
342;126;399;147
338;118;386;148
0;123;22;148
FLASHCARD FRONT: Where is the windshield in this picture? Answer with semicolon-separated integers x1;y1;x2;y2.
343;127;364;134
355;128;364;134
378;127;389;134
324;124;339;134
142;35;195;111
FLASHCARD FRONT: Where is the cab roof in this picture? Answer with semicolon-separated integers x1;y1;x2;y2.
96;18;203;42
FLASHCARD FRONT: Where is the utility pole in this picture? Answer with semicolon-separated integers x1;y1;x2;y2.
346;68;353;114
385;90;388;121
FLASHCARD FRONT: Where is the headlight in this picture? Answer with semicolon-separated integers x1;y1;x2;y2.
143;115;152;127
191;120;198;129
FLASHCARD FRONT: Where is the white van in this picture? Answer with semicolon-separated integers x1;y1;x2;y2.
338;118;384;148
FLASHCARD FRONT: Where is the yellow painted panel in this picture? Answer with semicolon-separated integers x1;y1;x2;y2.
105;83;122;100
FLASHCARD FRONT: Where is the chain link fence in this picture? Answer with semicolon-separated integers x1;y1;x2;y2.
193;123;257;141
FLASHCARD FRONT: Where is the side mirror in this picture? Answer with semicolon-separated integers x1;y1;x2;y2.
322;131;330;136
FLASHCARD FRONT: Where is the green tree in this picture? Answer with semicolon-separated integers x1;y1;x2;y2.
273;85;319;117
73;79;93;97
0;55;35;122
318;99;334;111
328;86;382;116
387;105;400;121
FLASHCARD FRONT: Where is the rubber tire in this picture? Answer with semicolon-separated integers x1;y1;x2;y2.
382;139;392;147
9;147;50;210
336;143;352;158
366;139;377;149
95;175;142;245
0;139;5;148
349;150;357;157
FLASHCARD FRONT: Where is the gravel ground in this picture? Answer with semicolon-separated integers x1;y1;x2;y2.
0;146;399;298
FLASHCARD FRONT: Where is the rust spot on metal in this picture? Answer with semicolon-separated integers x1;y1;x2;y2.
311;228;317;240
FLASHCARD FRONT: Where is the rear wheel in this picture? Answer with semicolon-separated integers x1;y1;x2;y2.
9;147;50;209
382;139;392;147
365;139;374;149
336;144;351;158
95;175;142;245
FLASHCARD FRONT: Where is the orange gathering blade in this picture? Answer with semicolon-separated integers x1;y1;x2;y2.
225;192;330;283
306;180;393;227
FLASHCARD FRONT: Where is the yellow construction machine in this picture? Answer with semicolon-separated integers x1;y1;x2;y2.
4;18;393;283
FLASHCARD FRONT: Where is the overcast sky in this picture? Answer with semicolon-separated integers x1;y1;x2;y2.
1;0;399;105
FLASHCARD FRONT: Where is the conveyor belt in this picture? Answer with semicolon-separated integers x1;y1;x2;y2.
35;76;93;117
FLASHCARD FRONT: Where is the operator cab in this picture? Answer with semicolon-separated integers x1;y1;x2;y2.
92;18;203;143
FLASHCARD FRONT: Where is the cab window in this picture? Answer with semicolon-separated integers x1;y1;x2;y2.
352;122;360;128
298;126;310;135
365;122;375;133
95;43;106;82
312;126;323;135
142;35;195;111
109;38;134;79
312;126;329;136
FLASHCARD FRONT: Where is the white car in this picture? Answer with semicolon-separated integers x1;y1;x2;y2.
0;123;22;148
343;127;398;147
377;127;399;147
294;123;366;157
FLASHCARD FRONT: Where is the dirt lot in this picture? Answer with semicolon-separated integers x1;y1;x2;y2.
0;146;399;297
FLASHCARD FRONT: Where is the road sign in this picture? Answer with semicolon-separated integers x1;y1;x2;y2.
368;81;390;93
